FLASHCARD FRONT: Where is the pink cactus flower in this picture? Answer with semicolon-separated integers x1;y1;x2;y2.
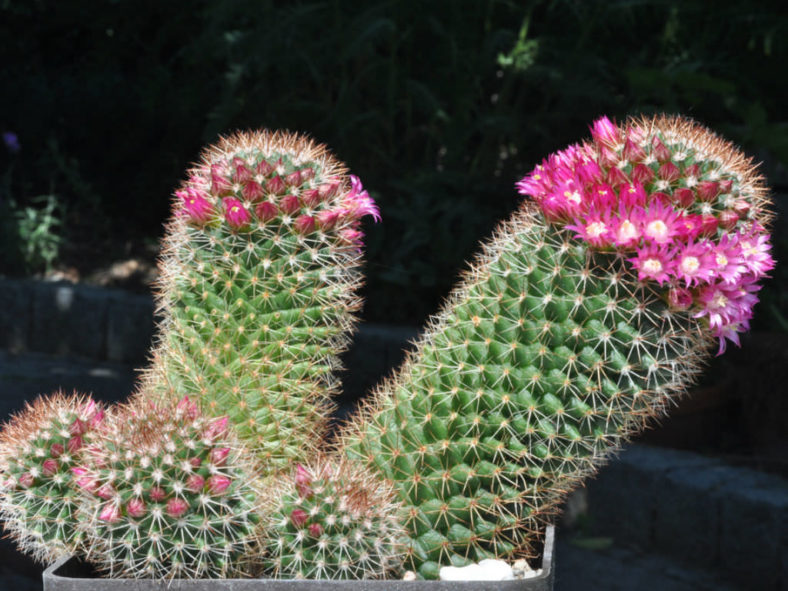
611;212;642;248
590;116;620;148
223;198;251;231
641;201;681;245
566;213;613;248
99;503;121;523
674;242;716;286
207;475;232;495
126;498;146;518
629;244;674;285
738;232;775;276
343;175;381;223
290;509;309;528
339;228;365;246
711;235;747;284
618;183;648;209
166;498;190;518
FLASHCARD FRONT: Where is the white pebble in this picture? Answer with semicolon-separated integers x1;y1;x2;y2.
439;559;514;581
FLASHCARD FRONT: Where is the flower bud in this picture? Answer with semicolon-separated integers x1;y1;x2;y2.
207;475;232;495
211;164;233;195
697;181;720;202
96;484;116;500
300;167;316;182
300;188;321;207
718;179;733;194
316;209;340;230
242;180;265;202
126;498;146;518
18;473;34;488
651;136;671;162
718;210;739;230
290;509;309;527
280;194;301;215
294;464;313;498
256;159;275;177
623;138;646;162
732;200;751;217
631;163;655;185
209;447;230;466
204;416;229;441
657;162;680;182
223;198;251;231
285;170;302;187
69;418;87;436
700;214;719;237
668;287;693;311
166;498;190;518
267;175;286;195
255;200;278;222
99;503;121;523
294;215;316;234
186;474;206;492
42;458;58;476
308;523;323;537
318;182;339;200
149;486;166;502
672;188;695;208
50;443;65;458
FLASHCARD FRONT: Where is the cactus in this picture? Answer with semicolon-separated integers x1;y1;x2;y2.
261;458;405;580
143;130;379;473
0;393;104;563
76;396;262;579
340;115;774;578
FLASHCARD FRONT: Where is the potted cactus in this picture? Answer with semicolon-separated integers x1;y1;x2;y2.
0;114;773;588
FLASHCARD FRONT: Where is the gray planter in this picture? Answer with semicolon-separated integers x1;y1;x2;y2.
43;526;554;590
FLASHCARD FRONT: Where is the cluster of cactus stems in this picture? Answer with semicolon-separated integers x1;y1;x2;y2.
0;116;774;580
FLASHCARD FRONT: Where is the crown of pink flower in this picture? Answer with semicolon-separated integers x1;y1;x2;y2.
517;115;774;354
173;131;380;245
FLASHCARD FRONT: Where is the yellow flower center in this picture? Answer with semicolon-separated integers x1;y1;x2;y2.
681;256;700;274
587;222;607;238
643;258;663;274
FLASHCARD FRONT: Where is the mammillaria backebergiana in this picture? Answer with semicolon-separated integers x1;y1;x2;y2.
142;130;380;474
0;394;105;563
341;115;774;578
75;396;262;579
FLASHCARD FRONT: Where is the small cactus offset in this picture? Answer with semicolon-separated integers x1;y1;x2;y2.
0;393;105;563
144;130;379;473
341;115;774;577
76;396;262;579
261;458;405;580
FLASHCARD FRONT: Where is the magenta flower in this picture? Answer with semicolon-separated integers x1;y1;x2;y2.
710;235;747;284
629;244;673;284
177;188;214;225
342;175;381;222
590;116;620;148
641;201;681;245
566;213;613;248
223;198;251;231
737;231;775;276
674;241;716;286
611;211;642;248
618;183;648;209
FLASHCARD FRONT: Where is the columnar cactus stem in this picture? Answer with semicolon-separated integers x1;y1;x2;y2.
340;115;774;578
142;131;379;473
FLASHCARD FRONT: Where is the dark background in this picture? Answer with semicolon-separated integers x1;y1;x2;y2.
1;0;786;328
1;2;787;588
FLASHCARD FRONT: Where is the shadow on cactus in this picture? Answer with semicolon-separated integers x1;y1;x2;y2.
340;114;774;578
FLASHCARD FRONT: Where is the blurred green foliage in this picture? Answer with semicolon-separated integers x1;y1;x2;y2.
0;0;786;324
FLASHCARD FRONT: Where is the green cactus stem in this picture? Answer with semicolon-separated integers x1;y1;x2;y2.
142;130;379;473
340;115;774;578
